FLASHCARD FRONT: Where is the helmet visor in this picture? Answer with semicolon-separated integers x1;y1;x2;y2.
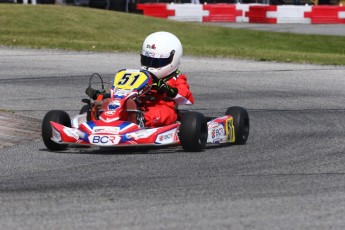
141;51;175;68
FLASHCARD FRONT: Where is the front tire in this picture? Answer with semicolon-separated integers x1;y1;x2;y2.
179;112;208;152
225;107;249;145
42;110;71;151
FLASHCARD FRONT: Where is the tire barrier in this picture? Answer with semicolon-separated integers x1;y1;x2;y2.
202;4;242;22
275;5;312;23
235;3;262;22
245;5;277;23
136;3;345;24
304;6;345;24
136;3;175;18
167;3;206;22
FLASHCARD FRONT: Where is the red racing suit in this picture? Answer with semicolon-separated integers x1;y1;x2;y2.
140;72;194;127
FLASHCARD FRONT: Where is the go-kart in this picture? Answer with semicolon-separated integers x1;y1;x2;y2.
42;69;249;152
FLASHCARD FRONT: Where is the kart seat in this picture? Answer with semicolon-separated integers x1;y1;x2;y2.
125;99;139;124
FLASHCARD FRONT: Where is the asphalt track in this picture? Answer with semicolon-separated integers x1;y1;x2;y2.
1;46;345;229
208;23;345;36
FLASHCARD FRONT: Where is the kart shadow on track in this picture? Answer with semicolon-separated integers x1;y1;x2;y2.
40;141;237;155
39;145;186;155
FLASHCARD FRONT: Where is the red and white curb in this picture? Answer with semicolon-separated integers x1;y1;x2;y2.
137;3;345;24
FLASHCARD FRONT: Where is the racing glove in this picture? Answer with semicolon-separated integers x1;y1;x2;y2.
152;79;178;98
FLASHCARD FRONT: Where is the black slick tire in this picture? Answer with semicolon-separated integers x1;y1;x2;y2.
225;106;249;145
42;110;71;151
179;111;208;152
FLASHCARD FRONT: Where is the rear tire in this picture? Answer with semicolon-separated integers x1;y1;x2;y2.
225;107;249;145
79;105;89;114
179;112;208;152
42;110;71;151
80;104;91;121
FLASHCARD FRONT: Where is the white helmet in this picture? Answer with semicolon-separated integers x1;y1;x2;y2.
140;31;183;79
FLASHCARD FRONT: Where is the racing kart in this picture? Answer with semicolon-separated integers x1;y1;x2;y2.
42;69;249;152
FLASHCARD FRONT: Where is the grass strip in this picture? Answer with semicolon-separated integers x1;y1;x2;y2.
0;4;344;65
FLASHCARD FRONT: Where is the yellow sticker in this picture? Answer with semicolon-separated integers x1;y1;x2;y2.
113;70;149;90
225;117;235;143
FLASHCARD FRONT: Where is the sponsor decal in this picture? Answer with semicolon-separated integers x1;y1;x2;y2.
225;118;234;143
159;133;173;141
155;129;176;144
114;89;130;97
52;128;62;142
105;111;116;116
144;51;155;57
63;127;80;140
126;129;157;140
89;135;121;146
208;124;226;144
211;125;224;139
146;44;156;50
93;126;120;134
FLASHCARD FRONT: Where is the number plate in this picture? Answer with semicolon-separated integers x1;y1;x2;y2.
113;69;149;90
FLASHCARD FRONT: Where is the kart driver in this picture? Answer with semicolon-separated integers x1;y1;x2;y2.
86;31;194;127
